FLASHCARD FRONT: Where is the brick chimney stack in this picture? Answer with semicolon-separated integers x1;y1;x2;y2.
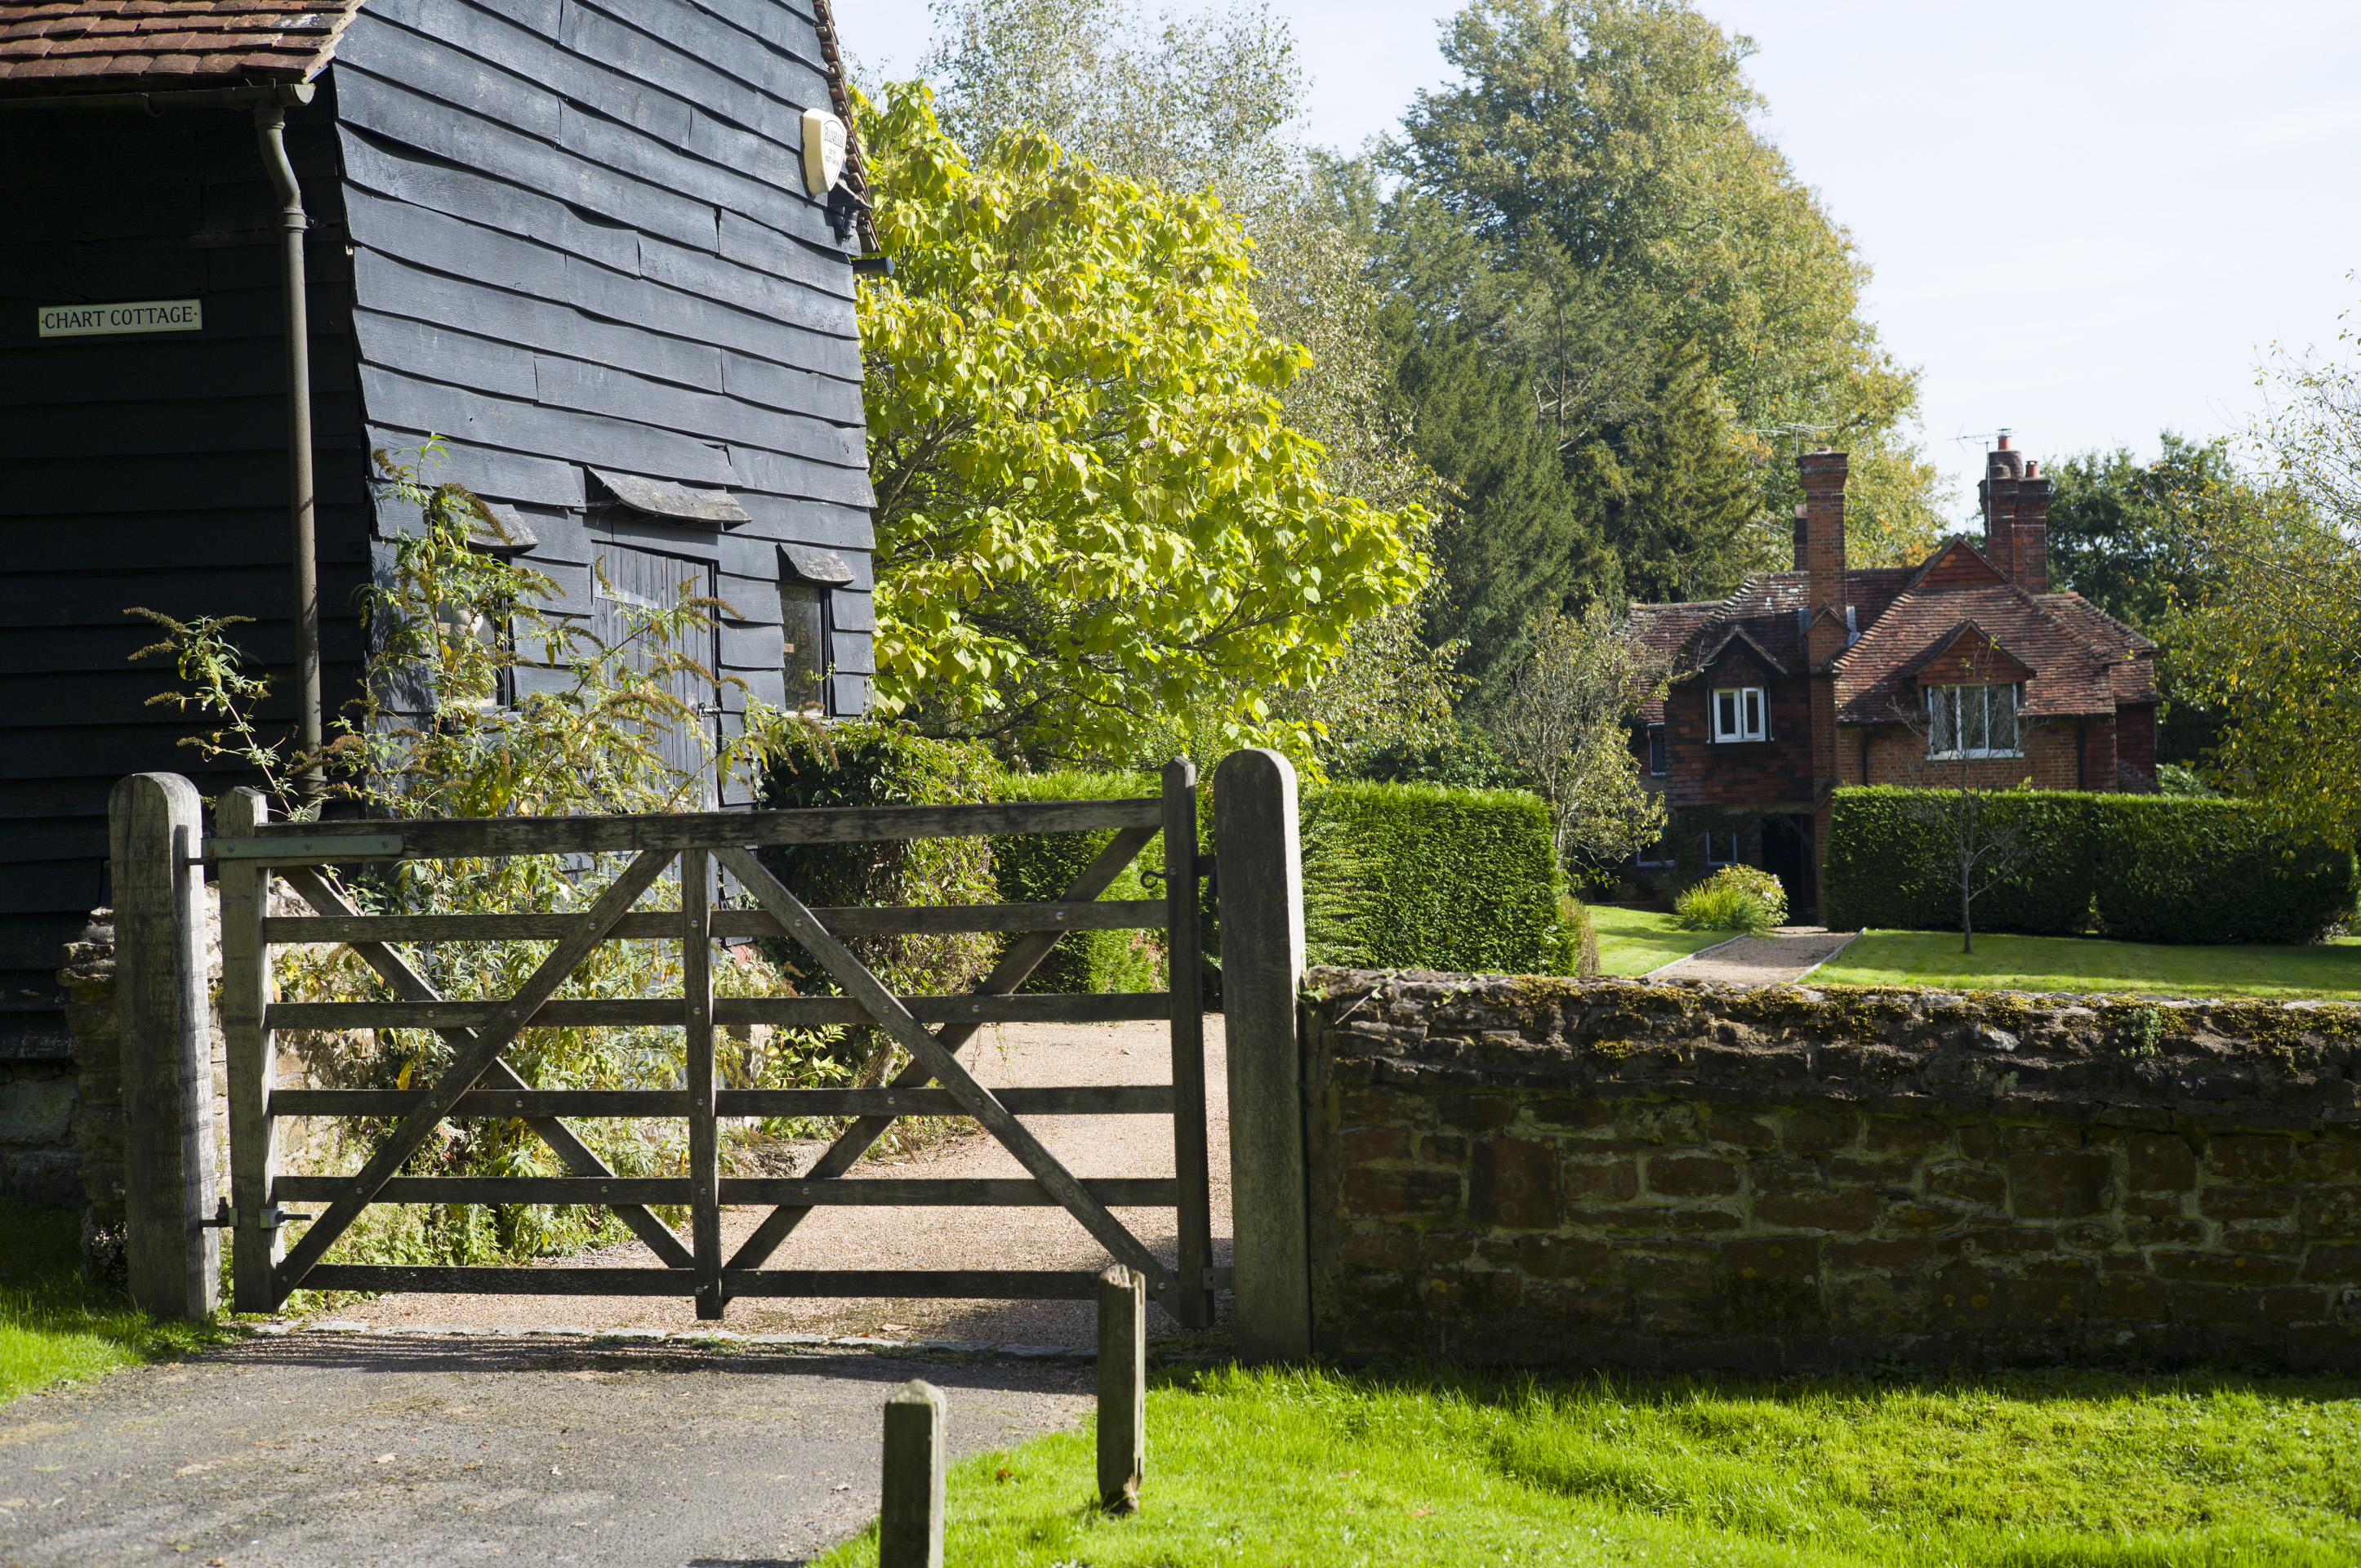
1980;436;2049;593
1798;448;1848;670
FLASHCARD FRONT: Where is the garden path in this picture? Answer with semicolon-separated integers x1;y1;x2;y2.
319;1017;1232;1348
1648;926;1860;987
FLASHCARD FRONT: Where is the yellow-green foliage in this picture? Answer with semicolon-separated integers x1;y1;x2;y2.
854;81;1427;761
813;1362;2359;1567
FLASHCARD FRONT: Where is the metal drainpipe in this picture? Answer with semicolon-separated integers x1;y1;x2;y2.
252;101;323;799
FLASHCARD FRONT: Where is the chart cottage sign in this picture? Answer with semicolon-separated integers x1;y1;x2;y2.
38;299;203;338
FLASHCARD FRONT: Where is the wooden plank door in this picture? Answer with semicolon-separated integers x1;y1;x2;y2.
592;544;720;800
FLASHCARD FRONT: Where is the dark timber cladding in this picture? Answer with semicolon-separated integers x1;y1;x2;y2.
0;0;878;1067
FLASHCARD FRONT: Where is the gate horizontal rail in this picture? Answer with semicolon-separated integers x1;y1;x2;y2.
259;900;1167;943
205;764;1218;1327
265;992;1169;1031
268;1085;1174;1118
296;1267;1129;1299
270;1176;1180;1206
206;796;1162;861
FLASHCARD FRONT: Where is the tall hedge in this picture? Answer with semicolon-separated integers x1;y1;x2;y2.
1298;781;1577;974
991;771;1581;984
990;770;1165;995
1823;786;2354;944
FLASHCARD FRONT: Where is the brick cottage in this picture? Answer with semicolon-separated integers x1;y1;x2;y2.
1628;441;2159;915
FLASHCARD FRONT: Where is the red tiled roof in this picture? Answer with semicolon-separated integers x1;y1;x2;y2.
1626;539;2158;730
2;0;359;96
1832;580;2131;723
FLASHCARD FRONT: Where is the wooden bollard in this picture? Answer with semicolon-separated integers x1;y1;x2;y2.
879;1379;947;1568
1098;1263;1146;1512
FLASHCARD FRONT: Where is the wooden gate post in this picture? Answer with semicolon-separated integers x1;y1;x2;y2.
1097;1264;1147;1512
880;1379;947;1568
216;787;278;1312
109;773;220;1321
1212;749;1311;1362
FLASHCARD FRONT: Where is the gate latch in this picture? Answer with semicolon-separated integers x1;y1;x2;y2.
200;1200;312;1231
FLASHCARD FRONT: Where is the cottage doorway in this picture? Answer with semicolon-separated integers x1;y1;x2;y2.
592;544;723;800
1761;815;1811;922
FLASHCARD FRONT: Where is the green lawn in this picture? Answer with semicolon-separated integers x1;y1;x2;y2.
1815;929;2361;1000
816;1363;2361;1567
1588;904;1730;976
0;1200;224;1403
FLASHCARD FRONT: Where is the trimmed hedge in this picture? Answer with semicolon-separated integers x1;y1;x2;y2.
991;771;1165;995
1823;786;2355;944
1298;781;1579;974
991;771;1582;984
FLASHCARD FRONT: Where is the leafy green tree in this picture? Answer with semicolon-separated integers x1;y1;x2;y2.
1383;0;1940;572
2044;432;2265;763
857;82;1426;763
2173;320;2361;845
1495;601;1667;873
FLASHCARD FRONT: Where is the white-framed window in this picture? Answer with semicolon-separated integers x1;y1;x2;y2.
1702;831;1740;866
1646;724;1668;777
1637;826;1677;868
1927;683;2021;759
1711;686;1766;743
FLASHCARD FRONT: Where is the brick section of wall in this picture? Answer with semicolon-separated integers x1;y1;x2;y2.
1862;721;2080;791
1305;969;2361;1371
1664;673;1815;808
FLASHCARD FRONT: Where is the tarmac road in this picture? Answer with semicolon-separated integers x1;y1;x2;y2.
0;1333;1092;1566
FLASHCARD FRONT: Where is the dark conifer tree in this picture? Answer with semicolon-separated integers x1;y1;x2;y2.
1388;314;1619;710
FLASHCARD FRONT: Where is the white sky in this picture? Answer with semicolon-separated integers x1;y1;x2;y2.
841;0;2361;519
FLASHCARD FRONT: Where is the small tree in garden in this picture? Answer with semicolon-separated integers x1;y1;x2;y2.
1496;601;1667;877
1891;639;2047;953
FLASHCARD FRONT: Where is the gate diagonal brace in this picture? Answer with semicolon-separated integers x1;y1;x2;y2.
716;846;1178;1301
274;849;677;1296
722;825;1159;1275
277;866;695;1272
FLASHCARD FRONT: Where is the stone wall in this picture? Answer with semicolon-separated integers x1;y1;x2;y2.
0;1057;79;1205
1304;969;2361;1371
55;900;232;1279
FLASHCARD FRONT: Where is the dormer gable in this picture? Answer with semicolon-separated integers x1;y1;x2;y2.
1906;537;2011;595
1902;621;2034;689
1691;625;1787;684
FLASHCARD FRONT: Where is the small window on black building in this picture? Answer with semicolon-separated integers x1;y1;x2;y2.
781;582;829;716
1646;724;1668;776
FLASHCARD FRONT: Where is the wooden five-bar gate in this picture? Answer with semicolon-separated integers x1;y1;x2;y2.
197;760;1220;1325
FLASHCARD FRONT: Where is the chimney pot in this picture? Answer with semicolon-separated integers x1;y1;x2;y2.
1996;434;2013;450
2025;460;2040;478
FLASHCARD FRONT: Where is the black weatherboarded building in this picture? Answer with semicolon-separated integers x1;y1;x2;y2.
0;0;879;1067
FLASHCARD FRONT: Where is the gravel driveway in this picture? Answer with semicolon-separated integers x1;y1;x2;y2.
1649;927;1860;987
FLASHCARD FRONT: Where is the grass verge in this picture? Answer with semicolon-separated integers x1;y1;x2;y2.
815;1363;2361;1567
1588;905;1733;977
1;1200;225;1403
1816;930;2361;1000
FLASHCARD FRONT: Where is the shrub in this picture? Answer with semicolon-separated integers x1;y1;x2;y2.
990;770;1166;996
1823;786;2356;944
1673;865;1789;934
755;719;1003;1081
1561;895;1602;978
